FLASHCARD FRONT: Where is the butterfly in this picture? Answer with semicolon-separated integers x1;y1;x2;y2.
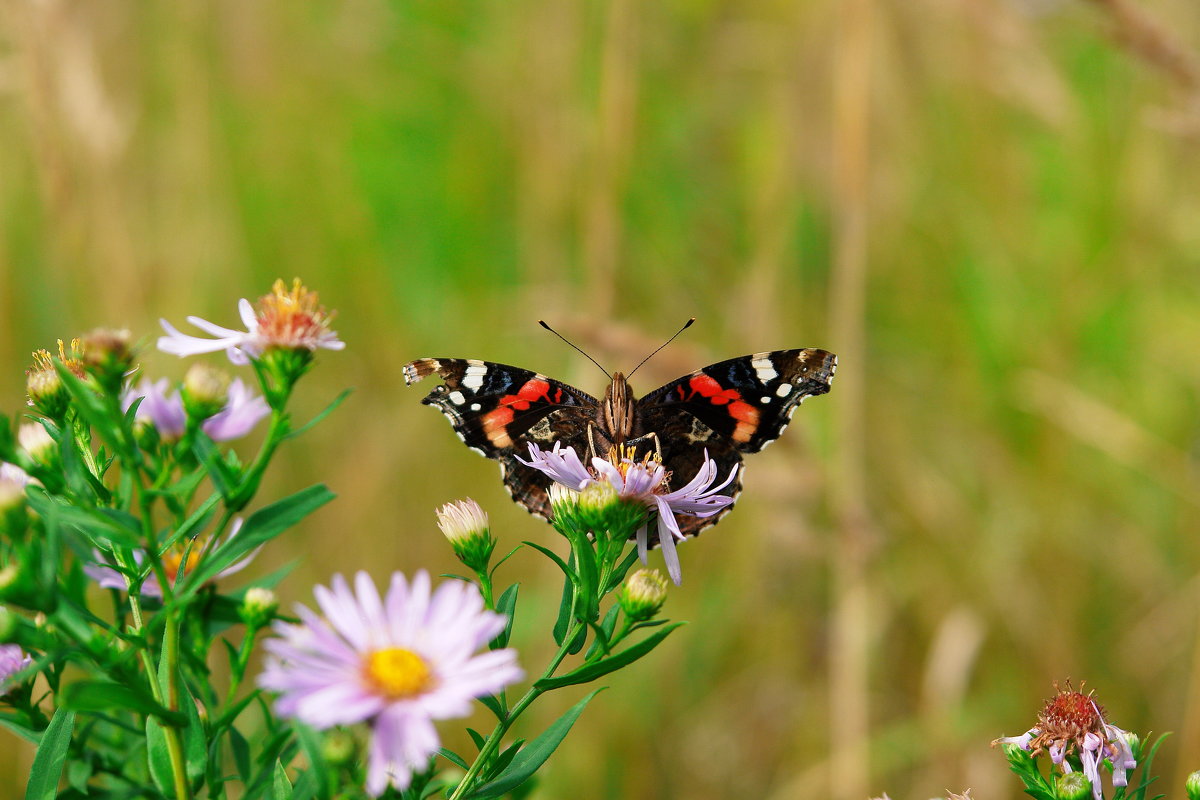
404;347;836;541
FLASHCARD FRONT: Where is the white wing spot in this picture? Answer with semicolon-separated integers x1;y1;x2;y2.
759;395;772;404
776;383;793;398
470;403;481;411
752;356;777;382
448;391;466;405
463;363;488;391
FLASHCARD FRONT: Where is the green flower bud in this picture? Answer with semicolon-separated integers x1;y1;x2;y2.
79;328;135;389
618;568;669;622
239;588;279;628
322;728;358;767
1055;771;1092;800
436;499;494;572
0;606;16;643
578;481;648;538
183;363;231;421
1185;769;1200;800
549;484;584;533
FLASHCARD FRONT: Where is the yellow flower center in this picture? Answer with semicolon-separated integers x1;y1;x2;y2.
256;279;335;346
364;648;434;699
162;549;203;583
605;445;668;487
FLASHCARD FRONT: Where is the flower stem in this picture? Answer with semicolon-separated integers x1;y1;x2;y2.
447;618;582;800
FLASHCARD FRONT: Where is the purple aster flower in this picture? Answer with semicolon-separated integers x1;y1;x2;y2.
992;681;1138;800
200;378;270;440
516;442;737;585
0;463;31;487
258;571;523;796
124;378;187;439
0;644;33;696
123;378;268;442
86;518;254;597
158;279;344;365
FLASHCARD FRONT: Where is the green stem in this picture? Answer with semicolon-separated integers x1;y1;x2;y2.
447;619;582;800
162;618;193;800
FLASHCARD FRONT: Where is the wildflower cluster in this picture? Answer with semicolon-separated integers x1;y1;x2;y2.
0;280;349;798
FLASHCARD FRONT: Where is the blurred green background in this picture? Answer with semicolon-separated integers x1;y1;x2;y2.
4;0;1200;797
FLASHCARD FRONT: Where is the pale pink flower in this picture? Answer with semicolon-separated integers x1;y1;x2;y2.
258;571;522;796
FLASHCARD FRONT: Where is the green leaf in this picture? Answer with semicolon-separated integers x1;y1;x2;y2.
478;694;506;722
24;708;75;800
535;623;684;690
272;760;294;800
283;389;352;441
466;689;606;799
180;484;335;595
146;717;174;795
438;748;470;770
0;715;42;744
294;724;332;800
492;583;519;649
60;680;185;725
230;727;252;780
192;433;238;499
24;489;140;547
584;605;621;660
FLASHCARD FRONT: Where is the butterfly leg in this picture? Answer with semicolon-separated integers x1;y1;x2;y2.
587;423;600;460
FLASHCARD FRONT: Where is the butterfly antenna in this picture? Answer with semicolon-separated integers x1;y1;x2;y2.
538;320;612;380
627;318;696;379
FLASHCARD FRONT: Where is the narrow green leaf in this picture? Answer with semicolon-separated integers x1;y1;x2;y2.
535;623;684;691
584;605;621;660
230;727;252;780
145;717;174;795
24;708;75;800
466;689;605;799
283;388;352;441
180;484;335;594
438;748;470;770
294;724;332;800
492;583;519;649
478;694;506;722
192;433;238;499
272;760;293;800
60;680;185;725
0;715;42;744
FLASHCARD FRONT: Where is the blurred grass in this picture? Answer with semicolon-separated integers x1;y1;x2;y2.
4;0;1200;797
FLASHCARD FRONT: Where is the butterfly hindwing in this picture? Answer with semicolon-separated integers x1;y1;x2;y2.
637;348;836;454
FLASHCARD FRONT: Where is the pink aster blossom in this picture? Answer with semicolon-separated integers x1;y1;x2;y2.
86;519;254;598
158;279;344;365
516;442;737;585
0;644;33;696
122;378;268;441
258;571;523;796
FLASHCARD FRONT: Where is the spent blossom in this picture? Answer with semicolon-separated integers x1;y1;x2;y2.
516;442;737;585
158;279;343;365
258;570;522;796
993;681;1137;800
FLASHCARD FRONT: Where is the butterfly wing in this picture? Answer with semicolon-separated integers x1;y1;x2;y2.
404;358;598;520
635;348;836;539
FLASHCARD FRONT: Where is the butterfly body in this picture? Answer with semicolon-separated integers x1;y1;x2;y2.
404;349;836;540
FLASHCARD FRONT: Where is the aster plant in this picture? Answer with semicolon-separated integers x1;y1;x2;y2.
0;279;348;799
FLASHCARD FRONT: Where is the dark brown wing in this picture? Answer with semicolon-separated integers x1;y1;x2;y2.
404;358;597;519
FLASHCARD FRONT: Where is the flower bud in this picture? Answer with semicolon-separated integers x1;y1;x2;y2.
18;423;55;467
1055;771;1092;800
1186;769;1200;800
548;483;583;532
578;481;648;537
321;728;358;767
0;472;28;537
0;606;16;643
436;499;494;572
25;368;68;419
79;328;135;389
0;643;32;696
239;587;279;628
182;363;231;422
618;568;669;622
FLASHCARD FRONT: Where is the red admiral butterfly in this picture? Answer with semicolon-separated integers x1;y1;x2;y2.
404;342;836;539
